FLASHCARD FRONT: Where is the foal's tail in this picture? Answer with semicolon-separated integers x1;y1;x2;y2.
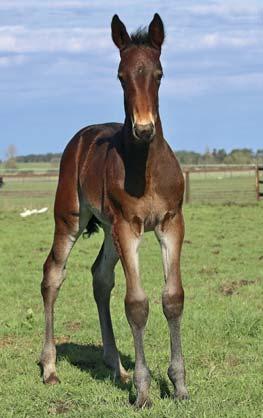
83;215;102;238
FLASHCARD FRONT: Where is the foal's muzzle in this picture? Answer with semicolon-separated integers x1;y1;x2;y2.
133;122;155;142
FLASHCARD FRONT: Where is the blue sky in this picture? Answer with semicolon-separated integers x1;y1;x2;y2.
0;0;262;159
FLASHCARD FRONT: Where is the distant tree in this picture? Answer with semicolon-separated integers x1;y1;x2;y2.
202;146;215;164
16;152;62;163
256;149;263;165
212;148;227;163
5;144;17;169
176;151;201;165
224;149;253;164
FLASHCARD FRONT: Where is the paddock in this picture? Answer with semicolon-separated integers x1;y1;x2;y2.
0;172;262;417
0;164;259;211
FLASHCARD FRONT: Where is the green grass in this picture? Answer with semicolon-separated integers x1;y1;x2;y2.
0;200;262;417
190;174;256;203
0;178;57;211
0;162;59;172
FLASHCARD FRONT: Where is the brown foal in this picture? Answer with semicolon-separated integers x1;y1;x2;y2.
40;13;189;407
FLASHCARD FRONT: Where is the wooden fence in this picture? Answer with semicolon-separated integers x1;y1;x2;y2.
256;165;263;201
183;165;259;204
0;165;262;206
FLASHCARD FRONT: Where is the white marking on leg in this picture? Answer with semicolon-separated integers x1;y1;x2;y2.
156;232;174;281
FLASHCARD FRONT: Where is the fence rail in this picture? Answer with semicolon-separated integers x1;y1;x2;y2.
0;165;262;208
182;165;258;204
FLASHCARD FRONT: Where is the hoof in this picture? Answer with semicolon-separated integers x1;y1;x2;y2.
134;396;152;409
104;354;130;384
44;373;60;385
174;389;189;401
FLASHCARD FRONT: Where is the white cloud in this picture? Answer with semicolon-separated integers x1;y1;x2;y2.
0;0;152;10
1;25;262;55
0;26;111;53
200;32;260;48
165;28;263;52
0;0;262;101
162;72;263;99
184;3;263;17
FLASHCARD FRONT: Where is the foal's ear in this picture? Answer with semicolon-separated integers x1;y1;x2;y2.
148;13;165;50
111;15;131;51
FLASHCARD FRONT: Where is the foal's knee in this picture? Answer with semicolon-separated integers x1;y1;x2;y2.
162;287;184;320
41;251;65;297
125;292;149;329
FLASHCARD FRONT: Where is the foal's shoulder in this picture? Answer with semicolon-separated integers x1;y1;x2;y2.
78;123;123;140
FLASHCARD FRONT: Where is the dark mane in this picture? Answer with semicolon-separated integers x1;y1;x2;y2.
130;27;151;46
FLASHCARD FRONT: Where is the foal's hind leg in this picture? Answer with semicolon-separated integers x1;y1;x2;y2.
40;214;85;384
92;228;129;382
155;210;189;400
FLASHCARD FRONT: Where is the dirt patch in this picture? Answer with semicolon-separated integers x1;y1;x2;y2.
199;266;219;275
55;335;70;344
225;354;240;367
0;336;15;349
64;321;81;332
48;400;73;415
1;190;52;197
152;298;160;305
219;279;258;296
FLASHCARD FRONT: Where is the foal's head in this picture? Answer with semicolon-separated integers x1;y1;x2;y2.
111;14;165;143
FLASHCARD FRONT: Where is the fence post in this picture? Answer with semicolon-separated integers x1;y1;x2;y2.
256;165;259;201
185;170;190;203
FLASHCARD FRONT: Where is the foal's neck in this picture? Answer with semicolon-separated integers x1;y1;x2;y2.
121;114;165;197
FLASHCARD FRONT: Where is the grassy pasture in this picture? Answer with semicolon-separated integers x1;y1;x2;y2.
189;171;256;204
0;162;59;173
0;180;263;417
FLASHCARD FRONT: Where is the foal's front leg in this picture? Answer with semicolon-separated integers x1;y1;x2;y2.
113;220;151;408
155;210;189;400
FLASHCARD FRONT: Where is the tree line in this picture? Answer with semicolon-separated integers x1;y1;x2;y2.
1;147;263;167
13;148;263;165
176;148;263;165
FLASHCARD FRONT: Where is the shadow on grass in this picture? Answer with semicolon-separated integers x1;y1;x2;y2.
157;376;171;399
56;342;134;394
44;342;172;402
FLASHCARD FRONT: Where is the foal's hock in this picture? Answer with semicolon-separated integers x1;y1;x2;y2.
40;13;188;408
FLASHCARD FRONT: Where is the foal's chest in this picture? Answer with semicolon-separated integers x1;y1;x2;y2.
118;190;179;233
105;143;184;231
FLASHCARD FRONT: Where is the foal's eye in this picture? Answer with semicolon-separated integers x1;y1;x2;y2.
156;71;163;83
118;74;125;84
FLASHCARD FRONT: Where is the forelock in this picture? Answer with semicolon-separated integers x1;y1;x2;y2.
130;27;151;47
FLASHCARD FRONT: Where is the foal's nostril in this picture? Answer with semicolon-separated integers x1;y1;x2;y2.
134;123;155;141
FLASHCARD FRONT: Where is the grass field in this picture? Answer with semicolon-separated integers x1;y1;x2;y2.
0;162;59;173
0;180;262;417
